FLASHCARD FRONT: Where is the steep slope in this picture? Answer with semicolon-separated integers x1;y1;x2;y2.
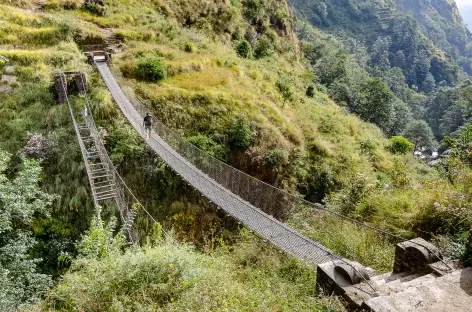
290;0;471;83
395;0;471;58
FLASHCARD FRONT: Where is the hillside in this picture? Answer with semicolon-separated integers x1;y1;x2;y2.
1;0;472;310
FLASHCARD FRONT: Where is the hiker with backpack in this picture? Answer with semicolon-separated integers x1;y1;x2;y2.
143;113;153;140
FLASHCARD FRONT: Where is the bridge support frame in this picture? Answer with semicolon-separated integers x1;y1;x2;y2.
393;237;441;274
85;51;111;65
54;71;88;104
54;72;67;104
316;259;373;309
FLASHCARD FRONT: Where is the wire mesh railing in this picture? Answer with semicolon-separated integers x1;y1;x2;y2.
96;61;374;266
99;63;403;243
59;71;150;244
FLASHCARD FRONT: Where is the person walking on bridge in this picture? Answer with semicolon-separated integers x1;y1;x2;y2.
143;113;153;140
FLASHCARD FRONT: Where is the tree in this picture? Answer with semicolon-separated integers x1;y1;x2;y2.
447;124;472;166
381;67;407;97
242;0;264;23
439;100;468;137
422;72;436;93
0;150;56;311
393;50;406;69
388;99;412;136
315;50;347;86
413;49;431;86
351;78;394;132
403;120;435;151
371;36;391;68
425;87;457;137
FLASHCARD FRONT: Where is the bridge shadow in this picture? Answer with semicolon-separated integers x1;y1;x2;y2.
460;267;472;296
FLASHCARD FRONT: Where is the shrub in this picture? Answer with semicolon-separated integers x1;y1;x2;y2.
276;79;293;104
135;57;167;82
266;148;289;168
360;138;376;157
83;3;107;16
327;174;372;215
0;56;8;70
306;85;315;98
228;114;256;148
254;36;275;59
183;41;196;53
235;40;252;59
389;136;414;154
186;134;228;160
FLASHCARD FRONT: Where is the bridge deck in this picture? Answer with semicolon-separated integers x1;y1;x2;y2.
96;61;337;264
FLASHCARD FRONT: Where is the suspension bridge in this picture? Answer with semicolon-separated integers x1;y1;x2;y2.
94;59;339;264
54;53;469;311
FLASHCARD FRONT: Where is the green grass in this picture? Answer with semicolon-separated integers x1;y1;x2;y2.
43;233;345;312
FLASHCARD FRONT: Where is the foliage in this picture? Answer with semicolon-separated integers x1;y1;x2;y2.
235;40;252;58
254;35;275;59
76;207;125;260
306;85;315;98
5;1;472;308
107;121;145;164
0;56;7;69
327;173;372;215
389;136;414;155
83;3;106;16
266;147;289;169
352;78;394;131
135;57;167;82
183;41;195;53
186;134;228;160
44;229;345;311
0;150;56;311
403;120;435;151
227;114;256;148
18;132;59;161
275;79;293;104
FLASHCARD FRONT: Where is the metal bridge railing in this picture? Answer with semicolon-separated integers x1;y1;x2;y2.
59;71;149;244
101;64;404;241
96;61;363;266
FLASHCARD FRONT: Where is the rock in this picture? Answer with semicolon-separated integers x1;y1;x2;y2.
4;66;14;74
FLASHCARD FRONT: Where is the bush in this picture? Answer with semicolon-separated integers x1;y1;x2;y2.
228;114;256;148
276;79;293;104
135;57;167;82
266;148;289;168
235;40;252;59
186;134;228;160
0;56;8;70
83;3;107;16
389;136;414;154
254;36;275;59
306;85;315;98
183;41;196;53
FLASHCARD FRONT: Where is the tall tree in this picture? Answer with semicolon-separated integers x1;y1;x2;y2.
403;120;435;151
351;78;395;131
0;150;55;311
